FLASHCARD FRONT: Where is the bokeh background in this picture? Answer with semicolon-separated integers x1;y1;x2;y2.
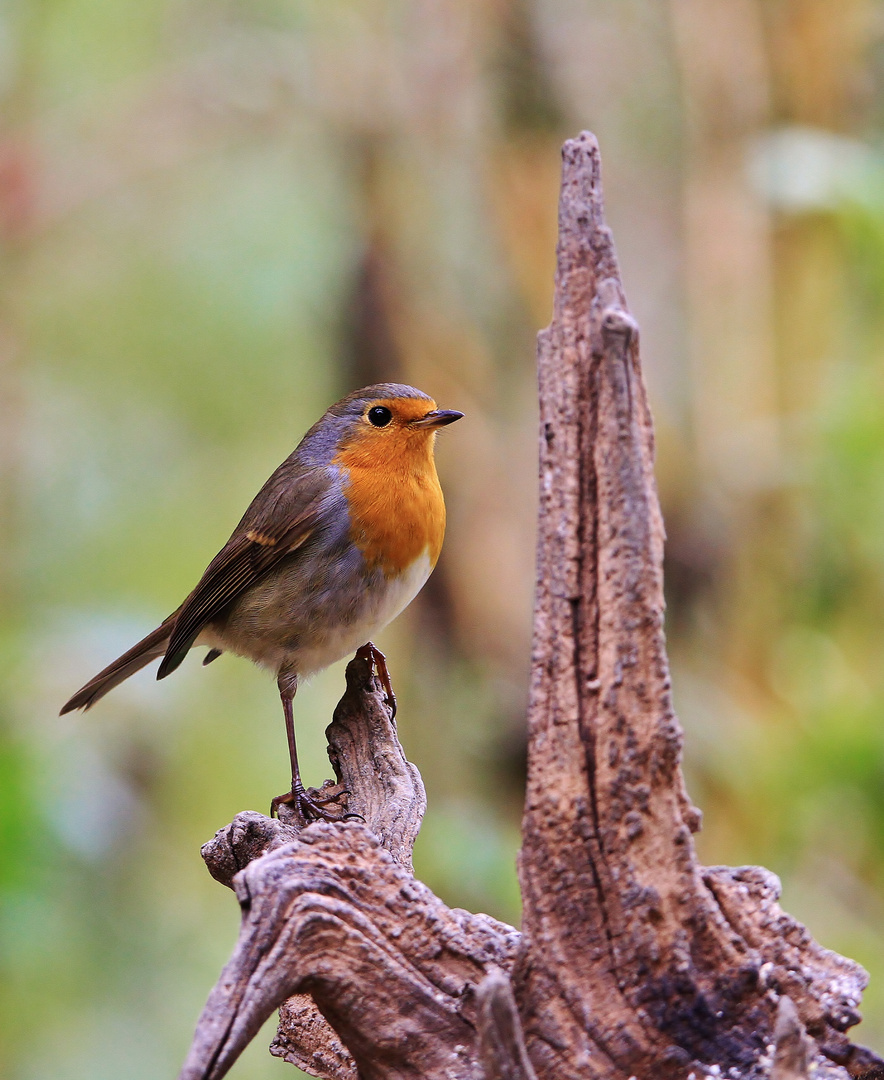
2;0;884;1076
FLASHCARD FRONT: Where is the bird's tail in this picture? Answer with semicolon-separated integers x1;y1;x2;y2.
60;621;173;714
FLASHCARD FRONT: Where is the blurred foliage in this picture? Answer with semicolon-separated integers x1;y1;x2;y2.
3;1;884;1077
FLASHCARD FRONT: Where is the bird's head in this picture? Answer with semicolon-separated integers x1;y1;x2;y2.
305;383;463;473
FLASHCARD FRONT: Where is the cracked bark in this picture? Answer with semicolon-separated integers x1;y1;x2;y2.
177;132;884;1080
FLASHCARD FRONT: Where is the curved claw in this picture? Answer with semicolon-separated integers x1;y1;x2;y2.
270;784;339;823
356;642;397;718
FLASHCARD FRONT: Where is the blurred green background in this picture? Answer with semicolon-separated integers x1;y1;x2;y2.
2;0;884;1075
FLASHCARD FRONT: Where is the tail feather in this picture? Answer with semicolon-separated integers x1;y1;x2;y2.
60;622;173;714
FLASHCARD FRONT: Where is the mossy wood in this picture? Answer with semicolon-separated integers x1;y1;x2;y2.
177;133;883;1080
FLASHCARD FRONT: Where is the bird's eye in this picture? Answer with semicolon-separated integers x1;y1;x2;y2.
367;406;393;427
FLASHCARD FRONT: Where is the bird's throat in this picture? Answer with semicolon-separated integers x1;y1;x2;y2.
334;443;446;578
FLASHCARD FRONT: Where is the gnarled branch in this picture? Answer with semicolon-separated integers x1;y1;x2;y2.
178;133;883;1080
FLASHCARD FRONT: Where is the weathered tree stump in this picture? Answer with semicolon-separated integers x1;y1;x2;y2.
178;133;884;1080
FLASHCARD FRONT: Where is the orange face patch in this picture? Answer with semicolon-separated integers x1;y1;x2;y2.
332;397;447;577
369;397;438;424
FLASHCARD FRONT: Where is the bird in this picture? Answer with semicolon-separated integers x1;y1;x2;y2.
61;383;463;819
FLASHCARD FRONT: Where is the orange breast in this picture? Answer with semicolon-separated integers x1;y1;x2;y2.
333;428;446;578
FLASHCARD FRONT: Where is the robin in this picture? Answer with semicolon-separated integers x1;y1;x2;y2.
61;383;463;819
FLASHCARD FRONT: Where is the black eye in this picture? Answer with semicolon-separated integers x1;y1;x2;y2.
368;406;393;427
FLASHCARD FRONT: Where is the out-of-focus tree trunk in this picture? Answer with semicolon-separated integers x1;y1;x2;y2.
671;0;778;498
668;0;879;699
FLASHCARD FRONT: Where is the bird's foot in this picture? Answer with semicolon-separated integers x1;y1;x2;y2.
270;780;343;822
356;641;397;718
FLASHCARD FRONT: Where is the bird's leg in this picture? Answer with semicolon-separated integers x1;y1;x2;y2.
355;641;397;719
270;683;336;821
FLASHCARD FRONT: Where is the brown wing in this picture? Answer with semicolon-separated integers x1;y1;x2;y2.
157;466;331;679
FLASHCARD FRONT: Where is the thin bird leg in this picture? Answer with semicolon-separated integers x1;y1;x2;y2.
270;686;336;821
355;641;397;719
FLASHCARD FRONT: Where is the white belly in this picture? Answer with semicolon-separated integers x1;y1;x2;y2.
293;548;435;678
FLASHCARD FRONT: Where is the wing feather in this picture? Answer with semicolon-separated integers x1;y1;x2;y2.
157;470;330;679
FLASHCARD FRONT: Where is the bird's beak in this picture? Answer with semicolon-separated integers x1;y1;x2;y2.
414;409;464;429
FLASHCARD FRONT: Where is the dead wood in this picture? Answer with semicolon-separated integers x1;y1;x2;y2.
476;969;539;1080
180;655;520;1080
771;997;812;1080
177;133;884;1080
